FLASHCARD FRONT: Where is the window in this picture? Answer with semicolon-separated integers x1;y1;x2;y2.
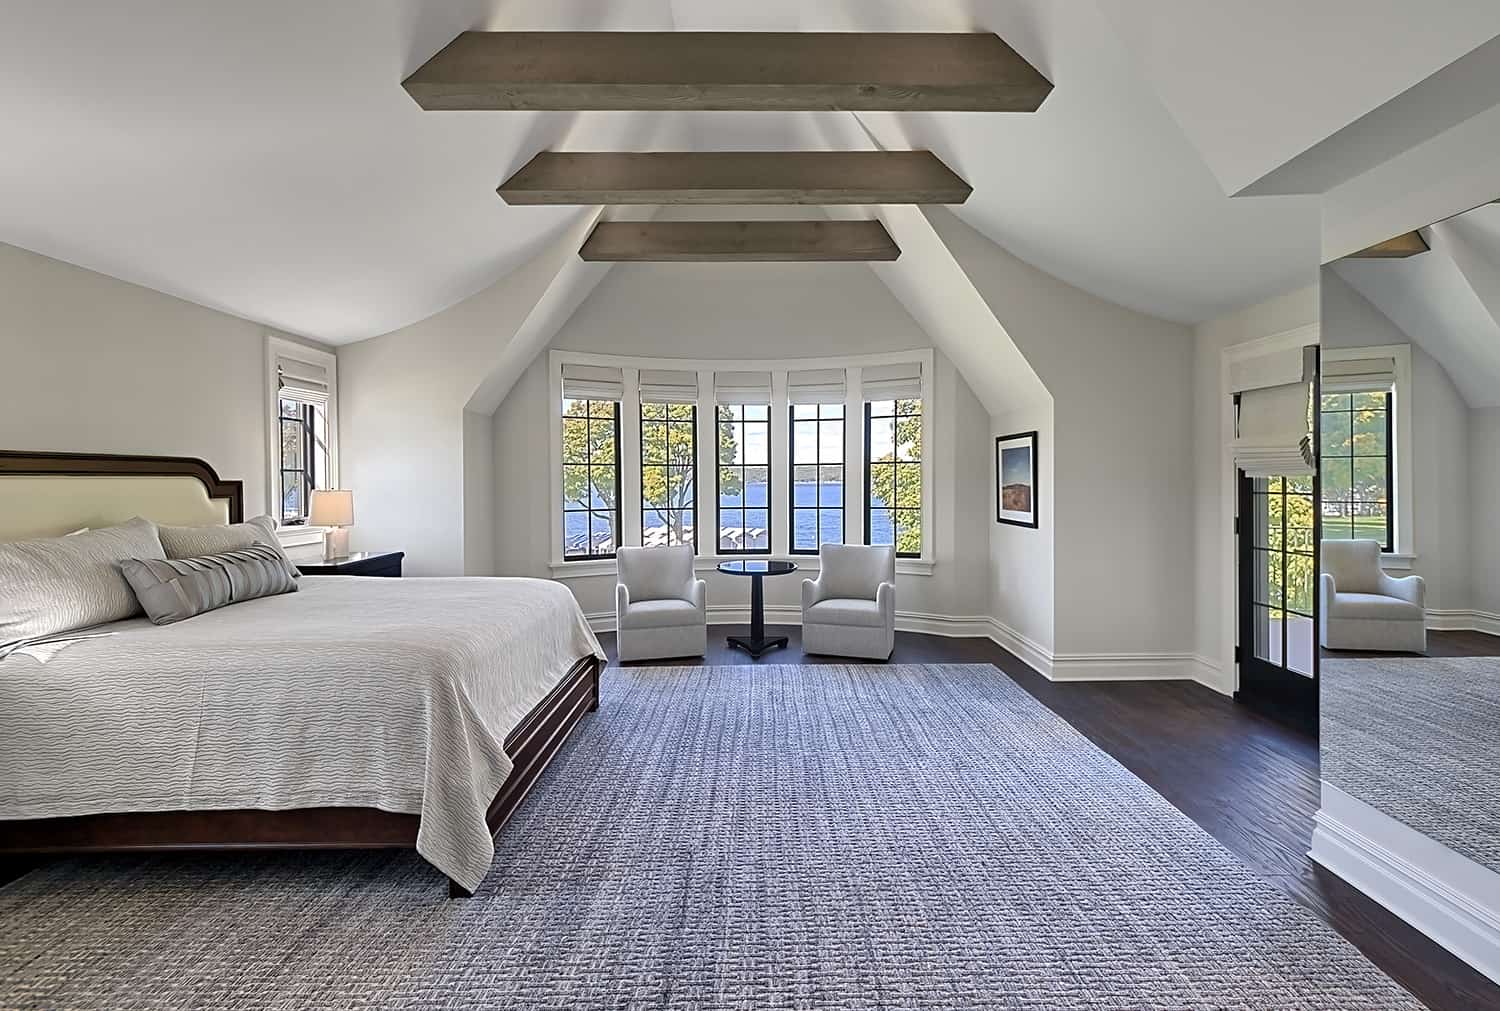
562;398;621;559
1319;391;1392;550
717;404;770;552
278;399;321;524
866;398;922;557
640;402;697;549
790;403;845;553
270;342;335;526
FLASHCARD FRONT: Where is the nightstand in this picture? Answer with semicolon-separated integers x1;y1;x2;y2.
296;551;404;578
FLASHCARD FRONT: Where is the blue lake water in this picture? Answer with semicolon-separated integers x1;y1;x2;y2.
566;480;894;552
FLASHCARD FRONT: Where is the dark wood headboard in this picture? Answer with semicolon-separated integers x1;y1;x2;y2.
0;450;244;528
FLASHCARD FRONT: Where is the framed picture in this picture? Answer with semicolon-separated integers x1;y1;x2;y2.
995;431;1039;528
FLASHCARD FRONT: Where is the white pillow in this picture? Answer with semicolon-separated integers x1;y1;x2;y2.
0;517;165;647
157;515;299;579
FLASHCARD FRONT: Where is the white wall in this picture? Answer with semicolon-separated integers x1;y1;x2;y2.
337;223;590;576
0;241;329;514
490;260;993;628
925;209;1197;670
1323;269;1474;612
1471;410;1500;617
1192;284;1319;689
988;404;1055;663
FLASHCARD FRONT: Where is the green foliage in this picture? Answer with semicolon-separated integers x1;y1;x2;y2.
562;400;743;547
868;400;922;554
1263;477;1315;618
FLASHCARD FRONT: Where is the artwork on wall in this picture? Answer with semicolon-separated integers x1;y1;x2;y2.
995;430;1039;528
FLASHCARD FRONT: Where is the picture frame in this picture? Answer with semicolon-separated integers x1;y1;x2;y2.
995;430;1039;528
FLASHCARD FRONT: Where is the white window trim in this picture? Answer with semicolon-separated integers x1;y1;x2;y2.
549;348;936;577
1321;342;1413;567
264;335;339;533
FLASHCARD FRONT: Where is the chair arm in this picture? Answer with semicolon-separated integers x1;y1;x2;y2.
1320;572;1336;615
802;577;822;613
1379;571;1426;608
876;581;896;619
615;581;630;620
688;578;707;616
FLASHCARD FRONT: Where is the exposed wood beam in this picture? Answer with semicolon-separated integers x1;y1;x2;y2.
404;32;1051;112
578;221;899;262
499;151;972;206
1346;232;1430;258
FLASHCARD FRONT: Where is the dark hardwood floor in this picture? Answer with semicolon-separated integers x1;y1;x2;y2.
1323;626;1500;659
4;627;1496;1008
599;625;1500;1011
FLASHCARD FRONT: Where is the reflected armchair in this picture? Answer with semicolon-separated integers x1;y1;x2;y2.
1319;539;1426;653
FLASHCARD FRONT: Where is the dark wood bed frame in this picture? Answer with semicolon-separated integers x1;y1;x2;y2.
0;450;603;898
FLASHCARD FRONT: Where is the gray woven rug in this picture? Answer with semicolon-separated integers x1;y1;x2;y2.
1;664;1419;1010
1323;655;1500;873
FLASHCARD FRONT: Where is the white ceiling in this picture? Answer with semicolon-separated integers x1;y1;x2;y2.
0;1;1492;343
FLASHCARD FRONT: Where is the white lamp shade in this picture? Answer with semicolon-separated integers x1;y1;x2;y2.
309;489;354;527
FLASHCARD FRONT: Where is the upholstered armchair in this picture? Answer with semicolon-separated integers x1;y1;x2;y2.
1319;539;1426;653
801;543;896;659
615;545;707;662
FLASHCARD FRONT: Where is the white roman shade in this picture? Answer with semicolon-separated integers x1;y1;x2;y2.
638;369;699;404
862;361;922;400
1233;346;1316;478
714;370;772;405
277;355;329;404
1322;355;1397;394
561;363;624;402
787;368;847;405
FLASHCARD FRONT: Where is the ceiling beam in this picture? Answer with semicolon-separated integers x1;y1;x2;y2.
1345;232;1430;258
578;221;900;262
499;151;972;206
403;32;1052;112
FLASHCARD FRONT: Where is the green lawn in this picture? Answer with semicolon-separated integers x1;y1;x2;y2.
1323;516;1388;542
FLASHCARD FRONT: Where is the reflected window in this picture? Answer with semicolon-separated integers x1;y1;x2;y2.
1319;391;1393;551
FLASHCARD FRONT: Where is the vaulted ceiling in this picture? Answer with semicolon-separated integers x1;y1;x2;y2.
1335;202;1500;408
1;2;1496;343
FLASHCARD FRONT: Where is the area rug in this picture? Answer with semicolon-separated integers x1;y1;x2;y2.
0;664;1420;1009
1323;654;1500;873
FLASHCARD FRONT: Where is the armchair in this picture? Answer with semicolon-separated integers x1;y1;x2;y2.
615;545;707;662
1319;539;1426;653
801;543;896;659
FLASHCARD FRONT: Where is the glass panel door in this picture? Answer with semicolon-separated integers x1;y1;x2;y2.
1237;471;1318;732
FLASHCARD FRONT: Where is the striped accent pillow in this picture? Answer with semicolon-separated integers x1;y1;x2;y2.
119;545;298;626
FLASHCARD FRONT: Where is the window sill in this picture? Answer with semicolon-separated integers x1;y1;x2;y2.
548;555;935;578
276;525;328;549
1380;552;1416;572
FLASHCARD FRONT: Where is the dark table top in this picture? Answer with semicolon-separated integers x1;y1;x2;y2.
716;559;799;576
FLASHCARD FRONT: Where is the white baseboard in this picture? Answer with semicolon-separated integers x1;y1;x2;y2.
586;606;995;640
1426;608;1500;636
588;608;1224;695
1312;782;1500;985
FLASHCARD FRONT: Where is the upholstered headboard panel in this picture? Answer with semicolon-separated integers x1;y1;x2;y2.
0;451;243;543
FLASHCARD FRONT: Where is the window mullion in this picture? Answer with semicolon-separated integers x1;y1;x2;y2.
620;370;642;549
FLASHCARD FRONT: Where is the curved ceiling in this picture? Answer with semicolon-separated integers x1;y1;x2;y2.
0;1;1486;343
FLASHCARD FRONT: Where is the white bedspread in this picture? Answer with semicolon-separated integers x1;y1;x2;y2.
0;576;604;892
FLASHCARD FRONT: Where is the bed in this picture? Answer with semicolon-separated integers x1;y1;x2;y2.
0;450;605;897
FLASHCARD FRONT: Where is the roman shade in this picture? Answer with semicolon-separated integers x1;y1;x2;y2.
561;363;624;401
1233;346;1316;478
1322;355;1397;394
638;369;699;404
714;371;772;405
787;368;847;405
277;355;330;404
862;361;922;400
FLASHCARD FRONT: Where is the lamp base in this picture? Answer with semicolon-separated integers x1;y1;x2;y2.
324;526;350;561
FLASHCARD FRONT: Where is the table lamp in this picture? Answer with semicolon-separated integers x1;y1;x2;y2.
309;489;354;560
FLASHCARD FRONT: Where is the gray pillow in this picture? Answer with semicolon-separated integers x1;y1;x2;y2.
158;515;299;579
0;517;165;647
120;545;298;626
